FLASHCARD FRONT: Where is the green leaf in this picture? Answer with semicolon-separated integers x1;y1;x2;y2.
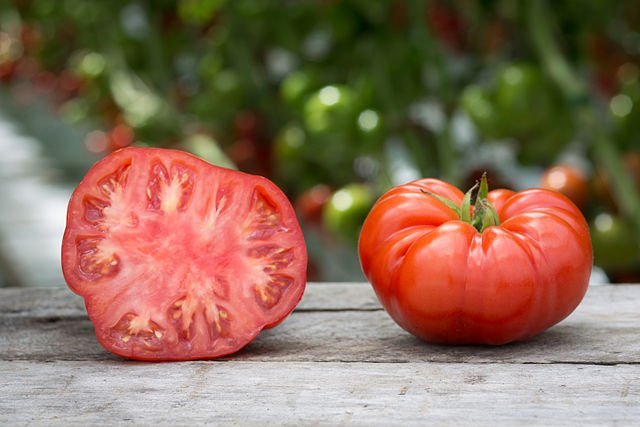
471;200;484;231
178;0;227;25
471;199;501;233
480;200;500;232
181;134;236;170
420;190;461;217
478;172;489;202
460;183;477;223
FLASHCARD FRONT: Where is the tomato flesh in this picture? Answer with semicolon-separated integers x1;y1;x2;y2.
62;147;307;360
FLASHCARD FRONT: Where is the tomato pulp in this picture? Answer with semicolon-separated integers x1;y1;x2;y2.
359;177;592;345
62;147;307;360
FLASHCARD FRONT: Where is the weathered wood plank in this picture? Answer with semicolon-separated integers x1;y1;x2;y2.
3;310;640;364
0;287;85;318
1;361;638;426
2;282;638;317
0;283;380;318
1;283;639;424
1;285;639;364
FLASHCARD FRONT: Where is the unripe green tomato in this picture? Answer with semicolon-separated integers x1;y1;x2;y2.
212;70;242;102
460;85;503;139
70;51;106;81
495;63;553;136
304;85;356;134
590;213;640;274
281;70;315;107
273;124;308;188
357;109;384;139
323;183;374;243
274;123;306;161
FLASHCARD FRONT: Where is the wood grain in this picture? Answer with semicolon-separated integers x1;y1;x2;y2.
1;283;639;425
1;361;638;426
0;282;381;318
1;284;639;364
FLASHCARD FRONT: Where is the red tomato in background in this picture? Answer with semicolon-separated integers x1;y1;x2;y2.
295;184;332;224
62;147;307;360
539;165;588;210
359;178;592;345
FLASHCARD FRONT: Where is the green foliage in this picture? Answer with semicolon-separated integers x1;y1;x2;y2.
2;0;640;280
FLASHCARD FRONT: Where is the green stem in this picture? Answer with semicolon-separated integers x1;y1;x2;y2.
527;0;584;103
586;109;640;223
527;0;640;243
470;174;499;232
460;181;476;223
422;173;499;232
144;2;170;94
409;0;457;183
435;121;458;185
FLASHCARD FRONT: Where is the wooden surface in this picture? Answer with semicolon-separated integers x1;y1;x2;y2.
1;283;639;426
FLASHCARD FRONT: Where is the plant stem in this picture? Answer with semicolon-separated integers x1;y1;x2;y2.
527;0;640;242
409;0;458;184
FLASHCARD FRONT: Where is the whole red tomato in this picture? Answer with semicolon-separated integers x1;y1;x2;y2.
539;164;589;210
358;176;592;345
62;147;307;360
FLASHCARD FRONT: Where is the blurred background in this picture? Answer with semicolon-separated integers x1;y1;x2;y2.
0;0;639;286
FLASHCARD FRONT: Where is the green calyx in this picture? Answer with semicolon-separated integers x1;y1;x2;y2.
422;173;500;233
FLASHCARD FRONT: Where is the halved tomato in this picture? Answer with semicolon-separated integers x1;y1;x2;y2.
62;147;307;361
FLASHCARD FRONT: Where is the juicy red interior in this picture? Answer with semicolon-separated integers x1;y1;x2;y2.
62;147;306;360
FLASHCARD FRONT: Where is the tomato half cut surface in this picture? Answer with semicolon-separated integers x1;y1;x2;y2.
62;147;307;361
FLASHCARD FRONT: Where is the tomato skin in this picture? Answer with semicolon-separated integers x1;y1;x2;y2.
359;179;592;345
62;147;307;361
